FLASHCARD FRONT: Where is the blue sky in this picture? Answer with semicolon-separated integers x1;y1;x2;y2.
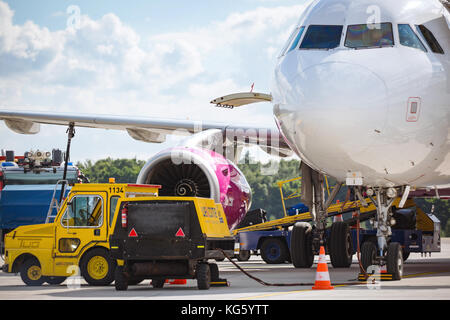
0;0;308;163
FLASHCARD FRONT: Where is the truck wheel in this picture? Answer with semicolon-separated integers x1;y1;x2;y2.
20;258;45;286
387;242;403;280
260;238;288;264
329;222;353;268
114;266;128;291
236;250;250;261
45;276;67;285
361;241;377;272
290;222;314;268
196;263;211;290
80;248;116;286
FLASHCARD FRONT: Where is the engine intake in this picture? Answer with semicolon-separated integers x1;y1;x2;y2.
137;147;251;230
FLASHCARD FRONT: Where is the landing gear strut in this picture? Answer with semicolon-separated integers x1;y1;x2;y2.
290;162;345;268
362;187;403;280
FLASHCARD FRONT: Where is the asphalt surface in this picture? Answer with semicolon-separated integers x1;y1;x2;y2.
0;238;449;301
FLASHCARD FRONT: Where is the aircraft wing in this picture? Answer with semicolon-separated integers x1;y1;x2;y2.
0;109;293;157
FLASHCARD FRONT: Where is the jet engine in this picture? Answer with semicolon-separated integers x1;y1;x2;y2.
137;146;252;230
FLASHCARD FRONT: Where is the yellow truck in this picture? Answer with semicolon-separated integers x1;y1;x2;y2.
2;182;161;286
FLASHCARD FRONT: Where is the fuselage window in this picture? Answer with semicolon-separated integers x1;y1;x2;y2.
345;23;394;49
287;26;305;53
416;25;444;54
398;24;427;52
299;25;343;50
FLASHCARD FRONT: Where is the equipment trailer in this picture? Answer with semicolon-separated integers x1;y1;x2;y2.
233;177;441;280
110;197;235;290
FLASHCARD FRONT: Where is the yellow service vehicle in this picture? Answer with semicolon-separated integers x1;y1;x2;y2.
109;196;235;290
2;182;160;286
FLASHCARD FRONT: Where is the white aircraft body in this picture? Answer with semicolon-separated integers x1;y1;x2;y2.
272;0;450;190
0;0;449;277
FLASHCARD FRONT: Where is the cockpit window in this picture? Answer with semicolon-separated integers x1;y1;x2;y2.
345;23;394;49
300;25;343;50
398;24;427;52
416;25;444;54
287;27;305;53
279;26;306;57
279;28;298;57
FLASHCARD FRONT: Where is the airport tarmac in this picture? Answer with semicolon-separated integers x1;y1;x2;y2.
0;238;449;301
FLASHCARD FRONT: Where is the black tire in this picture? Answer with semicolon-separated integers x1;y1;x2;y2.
80;248;116;286
45;276;67;285
260;238;288;264
387;242;403;280
329;222;353;268
114;266;128;291
196;263;211;290
402;249;410;262
209;263;219;281
151;278;166;288
361;241;377;272
20;258;45;286
236;250;251;261
290;222;314;268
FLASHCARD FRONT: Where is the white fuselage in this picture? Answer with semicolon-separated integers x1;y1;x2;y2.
273;0;450;188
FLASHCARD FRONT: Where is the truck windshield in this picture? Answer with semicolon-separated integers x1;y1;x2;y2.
62;195;103;227
345;23;394;49
300;25;343;49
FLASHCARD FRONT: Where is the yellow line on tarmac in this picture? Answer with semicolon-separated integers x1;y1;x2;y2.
237;270;450;300
403;270;450;278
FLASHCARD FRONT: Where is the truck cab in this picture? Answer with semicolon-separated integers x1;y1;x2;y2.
2;183;160;286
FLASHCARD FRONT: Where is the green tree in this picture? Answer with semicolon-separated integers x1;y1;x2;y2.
76;158;146;183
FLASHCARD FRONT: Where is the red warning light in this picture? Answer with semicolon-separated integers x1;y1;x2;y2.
175;227;185;237
128;228;138;237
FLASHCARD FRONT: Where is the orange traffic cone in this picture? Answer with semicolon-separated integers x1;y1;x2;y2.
333;214;343;222
312;246;334;290
169;279;187;285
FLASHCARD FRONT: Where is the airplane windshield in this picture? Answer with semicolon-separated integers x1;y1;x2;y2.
345;23;394;49
300;25;343;50
398;24;427;52
279;26;306;57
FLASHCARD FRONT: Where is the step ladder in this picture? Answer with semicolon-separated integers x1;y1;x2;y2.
45;180;68;224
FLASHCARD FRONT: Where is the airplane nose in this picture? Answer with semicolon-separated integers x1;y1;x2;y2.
275;61;389;170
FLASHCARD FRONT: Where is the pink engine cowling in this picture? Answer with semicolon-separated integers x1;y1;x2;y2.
136;147;252;230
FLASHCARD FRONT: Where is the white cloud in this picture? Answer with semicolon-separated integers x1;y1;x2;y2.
0;1;308;161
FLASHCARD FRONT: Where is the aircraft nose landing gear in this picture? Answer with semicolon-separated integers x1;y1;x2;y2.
359;188;404;281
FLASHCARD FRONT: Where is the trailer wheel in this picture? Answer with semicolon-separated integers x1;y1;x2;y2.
260;238;288;264
236;250;250;261
196;263;211;290
114;266;128;291
361;241;377;272
387;242;403;280
20;258;45;286
329;222;353;268
151;278;166;288
402;249;410;262
290;222;314;268
80;248;116;286
209;263;221;283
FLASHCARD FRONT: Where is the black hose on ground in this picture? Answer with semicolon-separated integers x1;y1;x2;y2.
216;248;361;287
